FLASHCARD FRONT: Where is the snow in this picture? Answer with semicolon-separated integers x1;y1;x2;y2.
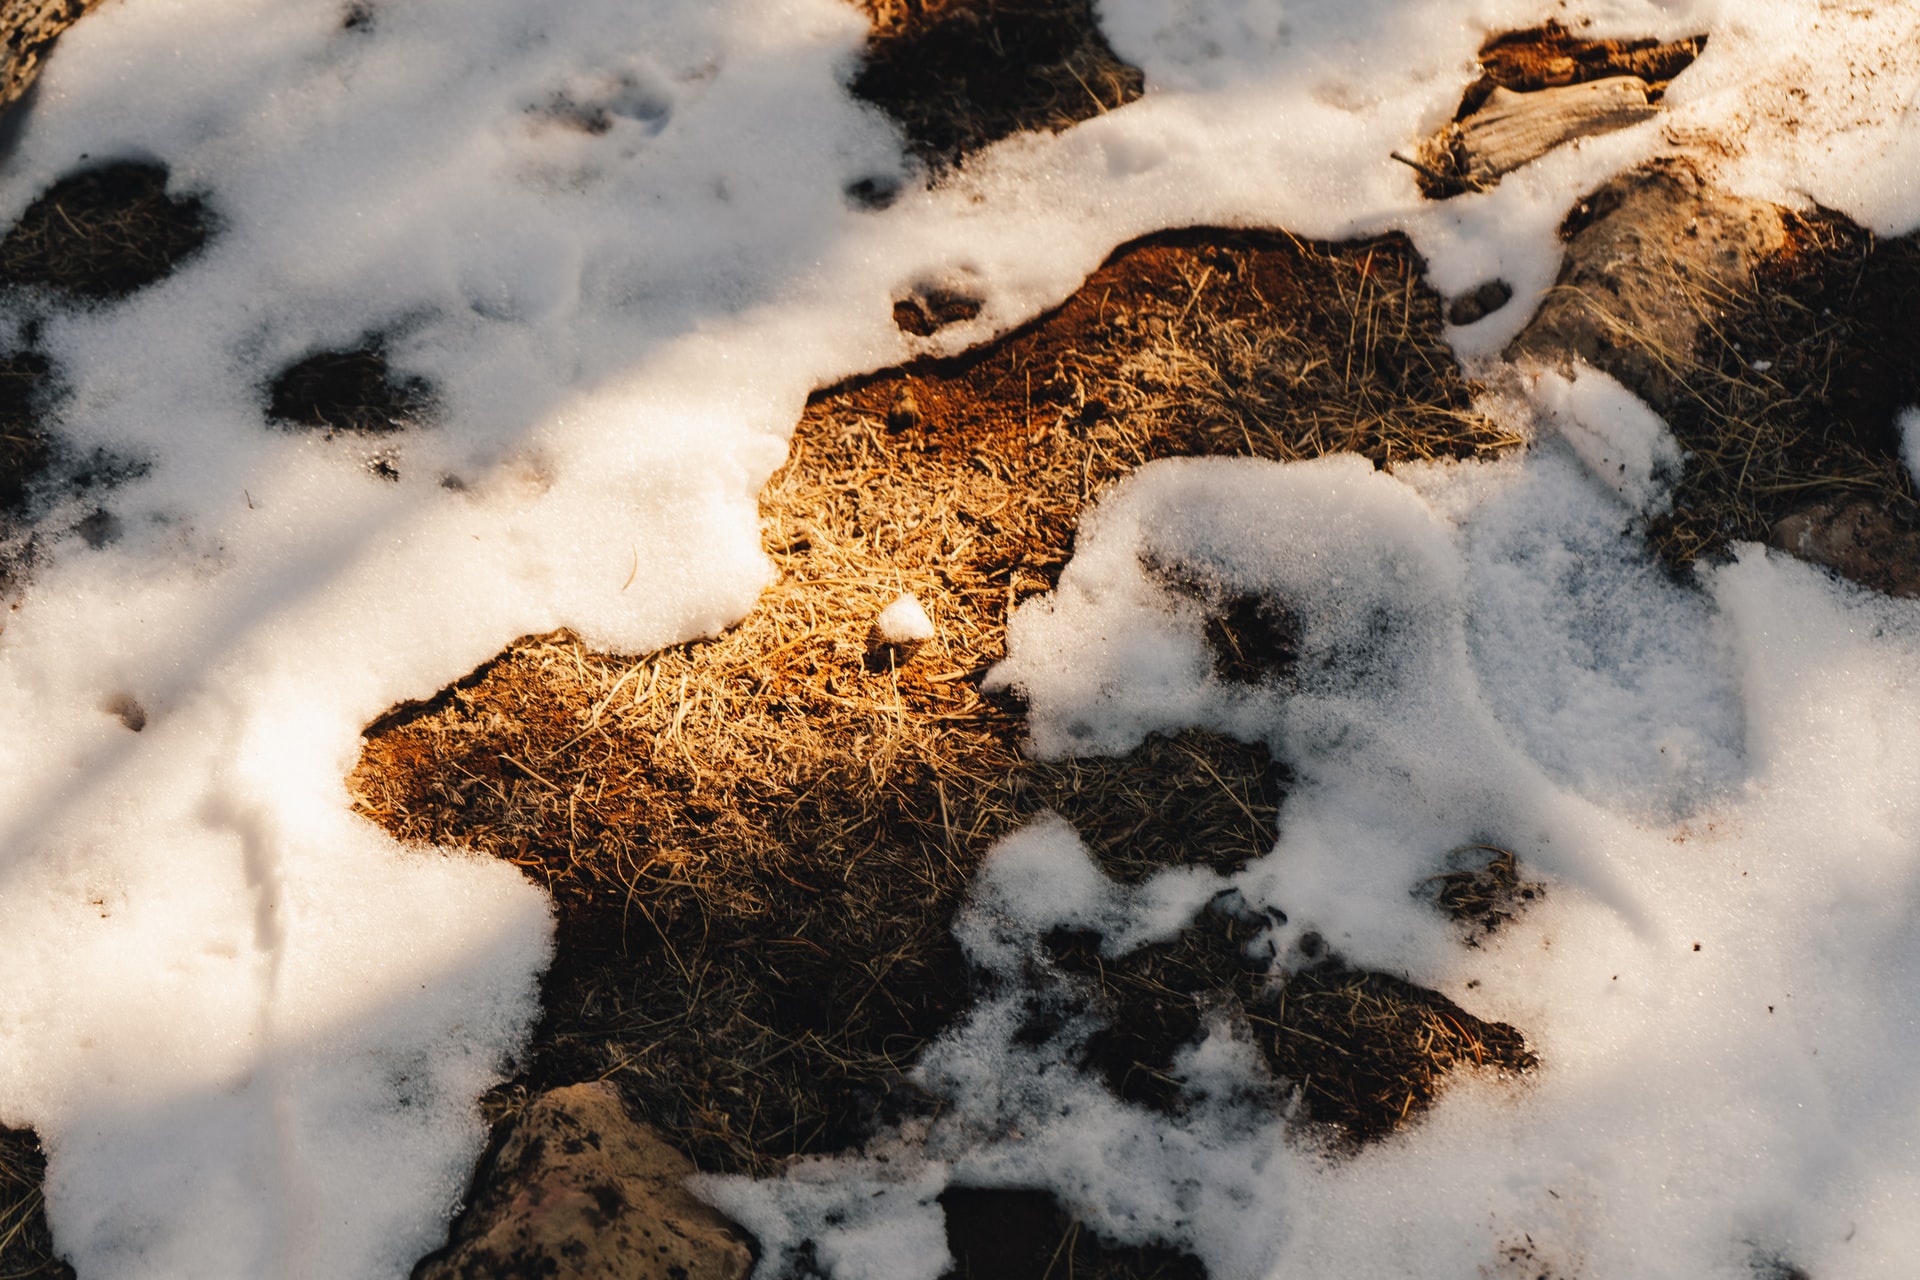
874;592;936;646
0;0;1914;1277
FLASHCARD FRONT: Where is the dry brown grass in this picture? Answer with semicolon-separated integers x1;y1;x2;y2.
352;227;1529;1181
851;0;1144;170
1614;215;1920;569
0;1126;70;1280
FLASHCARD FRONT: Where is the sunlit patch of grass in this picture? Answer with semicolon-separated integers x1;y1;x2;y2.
352;227;1528;1176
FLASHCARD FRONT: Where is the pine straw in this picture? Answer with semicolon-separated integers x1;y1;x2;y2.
852;0;1144;170
1622;214;1920;569
0;1126;70;1280
0;162;209;300
352;227;1529;1178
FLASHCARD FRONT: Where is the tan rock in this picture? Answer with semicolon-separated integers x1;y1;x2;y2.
1508;160;1792;414
415;1083;754;1280
1;0;106;112
1770;500;1920;600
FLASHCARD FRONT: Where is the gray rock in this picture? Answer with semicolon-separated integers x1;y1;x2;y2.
415;1083;754;1280
1508;160;1791;414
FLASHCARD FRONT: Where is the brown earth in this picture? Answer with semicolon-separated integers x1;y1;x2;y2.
352;226;1534;1278
852;0;1143;173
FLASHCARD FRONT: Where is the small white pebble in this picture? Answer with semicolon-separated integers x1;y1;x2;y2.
875;592;935;645
1751;359;1773;372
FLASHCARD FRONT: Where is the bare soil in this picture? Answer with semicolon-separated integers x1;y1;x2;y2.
0;161;209;299
267;343;435;437
352;225;1530;1253
936;1187;1204;1280
0;1125;70;1280
852;0;1143;172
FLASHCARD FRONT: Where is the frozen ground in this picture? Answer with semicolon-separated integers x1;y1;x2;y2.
0;0;1916;1276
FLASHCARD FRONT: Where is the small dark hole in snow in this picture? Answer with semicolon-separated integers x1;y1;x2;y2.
103;693;145;732
893;286;982;336
1447;279;1513;326
844;176;899;211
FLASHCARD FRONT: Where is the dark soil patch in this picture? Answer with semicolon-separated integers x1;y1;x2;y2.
1419;844;1543;945
852;0;1144;170
0;350;51;514
0;161;209;298
0;1125;72;1280
1647;216;1920;573
353;227;1520;1180
1048;906;1535;1140
893;283;984;336
938;1186;1204;1280
266;343;434;436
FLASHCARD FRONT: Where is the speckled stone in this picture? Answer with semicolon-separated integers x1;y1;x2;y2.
414;1083;754;1280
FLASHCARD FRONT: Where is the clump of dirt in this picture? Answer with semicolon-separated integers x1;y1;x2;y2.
266;343;434;437
852;0;1144;170
0;1125;72;1280
1419;844;1544;944
354;227;1522;1179
1046;906;1536;1141
893;283;983;336
938;1186;1204;1280
0;161;210;298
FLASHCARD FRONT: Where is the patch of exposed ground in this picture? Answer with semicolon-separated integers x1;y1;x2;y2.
0;350;50;516
266;342;434;437
0;160;213;599
354;226;1529;1207
0;1124;72;1280
0;161;209;299
937;1186;1204;1280
1044;905;1536;1140
851;0;1143;172
1510;159;1920;588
